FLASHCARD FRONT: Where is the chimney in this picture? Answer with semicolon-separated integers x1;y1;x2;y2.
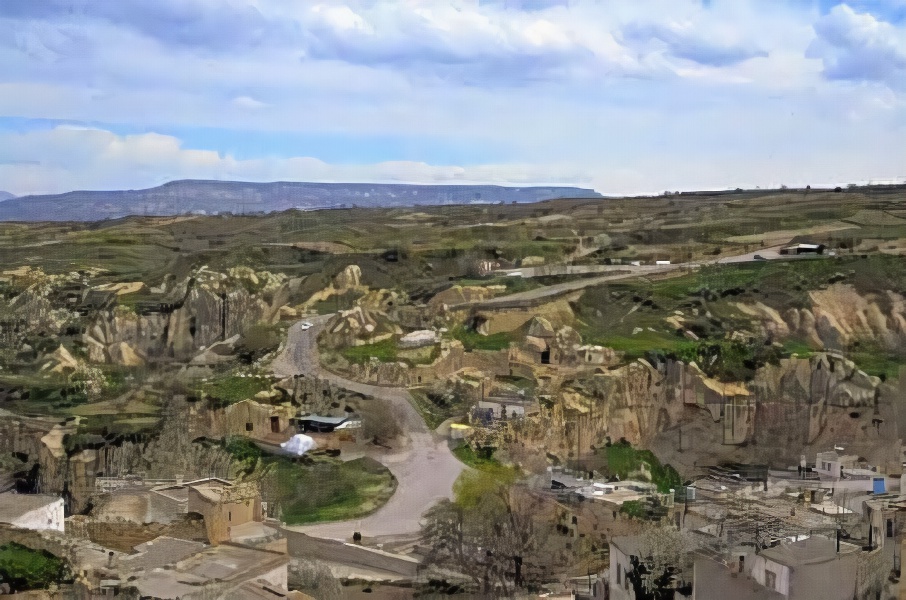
176;474;184;486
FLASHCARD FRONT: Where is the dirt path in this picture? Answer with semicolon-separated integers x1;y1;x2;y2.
271;317;465;539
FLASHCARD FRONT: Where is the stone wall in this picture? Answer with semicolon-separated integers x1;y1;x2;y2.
283;529;420;577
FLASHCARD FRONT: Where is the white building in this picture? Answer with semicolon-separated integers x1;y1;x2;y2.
0;492;65;532
750;535;859;600
814;451;857;479
609;536;642;600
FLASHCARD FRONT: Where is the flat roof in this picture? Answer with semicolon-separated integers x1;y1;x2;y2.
0;493;61;521
176;543;289;582
129;543;289;599
120;536;206;572
234;581;310;599
694;559;784;600
759;535;859;567
298;415;348;425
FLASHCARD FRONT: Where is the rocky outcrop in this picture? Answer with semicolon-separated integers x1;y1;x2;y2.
427;285;506;313
333;264;362;289
84;272;292;363
321;306;402;348
493;352;887;473
741;284;906;352
301;264;367;310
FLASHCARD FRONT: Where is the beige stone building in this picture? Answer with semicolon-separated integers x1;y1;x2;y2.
186;478;263;545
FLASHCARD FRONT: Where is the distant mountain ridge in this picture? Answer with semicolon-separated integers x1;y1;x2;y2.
0;191;15;201
0;180;601;222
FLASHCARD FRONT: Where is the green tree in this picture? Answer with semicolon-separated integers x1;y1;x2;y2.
0;543;70;592
422;469;544;597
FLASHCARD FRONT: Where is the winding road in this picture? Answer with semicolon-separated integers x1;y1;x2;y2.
268;245;794;539
271;315;465;540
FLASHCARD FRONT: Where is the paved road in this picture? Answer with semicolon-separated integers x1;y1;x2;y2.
450;245;794;310
449;264;679;310
271;316;465;540
268;246;795;538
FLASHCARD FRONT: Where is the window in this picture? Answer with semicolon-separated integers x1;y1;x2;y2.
228;511;232;522
245;422;253;432
765;569;776;590
616;565;621;584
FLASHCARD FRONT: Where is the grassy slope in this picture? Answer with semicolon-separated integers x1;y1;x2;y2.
223;438;396;525
576;255;906;380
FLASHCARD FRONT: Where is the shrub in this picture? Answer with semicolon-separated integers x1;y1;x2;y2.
0;543;70;592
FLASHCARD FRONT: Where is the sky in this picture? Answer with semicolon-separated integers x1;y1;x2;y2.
0;0;904;197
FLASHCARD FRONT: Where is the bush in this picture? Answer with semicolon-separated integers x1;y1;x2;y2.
224;436;263;474
606;441;682;493
0;543;70;592
619;500;647;519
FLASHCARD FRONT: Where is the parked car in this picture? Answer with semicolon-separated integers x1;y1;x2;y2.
300;321;313;330
753;254;766;260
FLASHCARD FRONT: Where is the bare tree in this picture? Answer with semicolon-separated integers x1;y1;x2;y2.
421;470;545;597
359;399;404;445
621;522;697;599
289;558;343;600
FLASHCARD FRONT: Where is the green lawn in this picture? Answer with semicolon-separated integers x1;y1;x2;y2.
848;349;905;382
452;444;502;471
270;456;397;525
201;373;274;405
341;338;399;364
587;330;690;361
341;338;440;367
782;338;814;357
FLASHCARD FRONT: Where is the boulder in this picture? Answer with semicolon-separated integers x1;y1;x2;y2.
399;330;438;349
333;265;362;290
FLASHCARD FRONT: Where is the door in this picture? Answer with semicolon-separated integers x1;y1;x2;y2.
270;416;280;433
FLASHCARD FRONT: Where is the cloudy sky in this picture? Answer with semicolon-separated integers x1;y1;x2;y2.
0;0;904;197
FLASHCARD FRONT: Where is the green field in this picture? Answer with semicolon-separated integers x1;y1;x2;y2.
272;456;397;525
201;373;274;405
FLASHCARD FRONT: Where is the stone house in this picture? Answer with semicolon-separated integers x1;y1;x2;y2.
226;399;296;444
186;478;263;545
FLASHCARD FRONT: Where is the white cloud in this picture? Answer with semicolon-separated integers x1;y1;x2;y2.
0;127;592;196
808;4;906;86
0;0;903;196
231;95;269;110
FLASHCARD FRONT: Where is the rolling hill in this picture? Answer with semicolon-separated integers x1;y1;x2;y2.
0;180;601;221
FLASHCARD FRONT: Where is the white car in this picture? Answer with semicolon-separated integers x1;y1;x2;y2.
300;321;313;330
